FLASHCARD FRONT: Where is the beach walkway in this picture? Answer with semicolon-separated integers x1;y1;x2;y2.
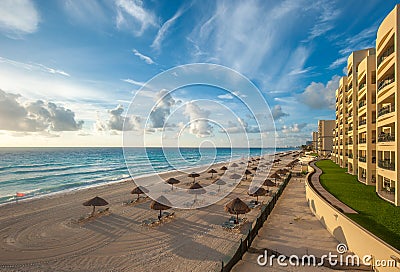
232;175;341;272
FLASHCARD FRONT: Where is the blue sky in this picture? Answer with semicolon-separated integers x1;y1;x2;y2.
0;0;398;147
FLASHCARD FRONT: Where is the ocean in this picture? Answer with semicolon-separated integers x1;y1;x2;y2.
0;147;296;204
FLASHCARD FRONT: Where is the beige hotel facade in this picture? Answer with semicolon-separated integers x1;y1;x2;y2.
331;4;399;206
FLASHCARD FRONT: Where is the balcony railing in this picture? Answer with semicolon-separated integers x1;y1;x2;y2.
358;100;366;109
378;133;395;142
378;74;395;92
359;83;366;90
377;105;395;117
359;138;366;144
359;120;366;126
359;156;366;162
377;45;394;68
348;154;353;158
378;160;395;171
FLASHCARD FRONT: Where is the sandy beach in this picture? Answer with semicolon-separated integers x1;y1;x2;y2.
0;151;299;272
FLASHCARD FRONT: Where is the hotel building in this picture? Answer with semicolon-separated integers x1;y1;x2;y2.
346;49;375;176
356;51;376;185
376;5;399;205
335;77;348;168
330;4;399;206
317;120;335;157
312;131;318;151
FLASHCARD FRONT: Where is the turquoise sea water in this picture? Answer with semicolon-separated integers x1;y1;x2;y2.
0;147;296;204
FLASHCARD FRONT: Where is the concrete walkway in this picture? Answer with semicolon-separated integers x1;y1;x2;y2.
309;161;357;214
232;176;344;272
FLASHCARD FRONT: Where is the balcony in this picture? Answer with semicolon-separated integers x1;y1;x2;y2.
348;153;353;159
378;133;395;142
359;120;366;126
377;105;395;117
377;74;395;92
378;160;395;171
359;83;366;90
349;127;353;131
359;138;366;144
358;100;366;109
359;156;366;162
377;45;394;68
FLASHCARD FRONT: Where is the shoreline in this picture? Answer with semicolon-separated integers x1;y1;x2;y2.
0;150;300;271
0;150;292;207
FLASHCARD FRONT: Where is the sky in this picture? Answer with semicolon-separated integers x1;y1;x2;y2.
0;0;398;147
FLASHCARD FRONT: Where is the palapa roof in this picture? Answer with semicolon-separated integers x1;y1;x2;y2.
225;198;250;215
150;196;172;211
188;172;200;177
220;166;228;170
131;186;149;194
214;179;226;185
188;182;206;194
248;187;267;196
207;169;218;173
83;196;108;207
230;173;242;180
166;177;180;185
263;179;275;186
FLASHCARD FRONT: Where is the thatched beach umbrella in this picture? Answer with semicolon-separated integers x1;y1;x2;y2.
207;169;218;178
240;161;245;165
188;182;206;201
230;162;239;172
252;166;258;171
248;187;267;204
225;197;250;224
150;195;172;220
214;179;226;192
244;169;252;179
270;173;281;182
83;196;108;216
131;186;149;201
220;166;228;171
230;173;242;182
188;172;200;183
263;178;276;187
166;177;180;190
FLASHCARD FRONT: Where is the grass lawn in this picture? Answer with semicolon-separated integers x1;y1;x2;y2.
315;159;400;250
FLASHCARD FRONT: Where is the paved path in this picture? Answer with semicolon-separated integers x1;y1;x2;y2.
232;176;345;272
309;161;357;214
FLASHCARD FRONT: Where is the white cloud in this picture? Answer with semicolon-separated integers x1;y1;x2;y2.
0;89;83;132
217;93;234;99
298;75;340;109
152;8;185;51
63;0;107;27
0;56;70;77
306;0;340;41
107;104;140;131
271;105;289;120
122;78;145;87
0;0;40;37
224;117;260;134
281;123;307;133
115;0;158;36
328;56;348;70
149;89;176;128
184;102;213;138
132;49;155;64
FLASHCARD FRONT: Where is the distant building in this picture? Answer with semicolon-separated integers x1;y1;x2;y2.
312;131;318;151
318;120;335;157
